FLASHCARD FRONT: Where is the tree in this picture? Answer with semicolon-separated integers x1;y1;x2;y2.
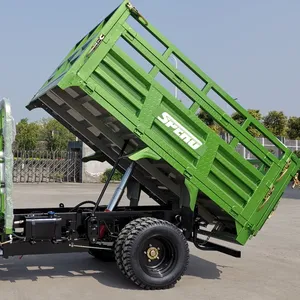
197;110;223;134
263;111;287;136
198;110;215;127
39;118;76;151
287;117;300;139
14;118;41;150
232;109;262;137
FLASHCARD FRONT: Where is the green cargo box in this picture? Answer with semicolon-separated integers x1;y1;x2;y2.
26;0;300;245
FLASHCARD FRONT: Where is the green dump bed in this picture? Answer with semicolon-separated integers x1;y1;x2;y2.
26;1;300;246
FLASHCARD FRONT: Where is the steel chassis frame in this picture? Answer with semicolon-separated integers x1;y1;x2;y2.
1;149;241;259
2;205;177;258
2;205;240;259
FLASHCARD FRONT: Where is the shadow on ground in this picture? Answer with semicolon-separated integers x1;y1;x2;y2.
0;253;223;289
283;185;300;199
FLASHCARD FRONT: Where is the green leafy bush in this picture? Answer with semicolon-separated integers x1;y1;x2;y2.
101;168;123;183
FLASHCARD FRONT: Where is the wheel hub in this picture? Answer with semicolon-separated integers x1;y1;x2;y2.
146;246;159;260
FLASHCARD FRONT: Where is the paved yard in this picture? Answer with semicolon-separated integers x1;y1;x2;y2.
0;183;300;300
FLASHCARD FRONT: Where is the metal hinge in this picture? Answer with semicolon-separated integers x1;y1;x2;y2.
183;170;192;180
85;81;96;94
134;127;143;137
245;223;256;236
230;206;239;218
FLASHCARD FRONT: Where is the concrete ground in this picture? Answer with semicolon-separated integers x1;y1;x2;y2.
0;183;300;300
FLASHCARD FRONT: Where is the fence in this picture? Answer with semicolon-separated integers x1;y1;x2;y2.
13;150;82;183
11;137;299;184
224;134;300;160
282;139;300;153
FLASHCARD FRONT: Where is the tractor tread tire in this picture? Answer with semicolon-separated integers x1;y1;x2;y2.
116;217;189;290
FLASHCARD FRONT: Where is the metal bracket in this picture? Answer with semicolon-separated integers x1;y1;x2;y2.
292;172;300;189
193;237;241;258
126;2;148;26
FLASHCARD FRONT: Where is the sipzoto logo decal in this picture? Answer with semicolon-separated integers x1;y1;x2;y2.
157;112;203;150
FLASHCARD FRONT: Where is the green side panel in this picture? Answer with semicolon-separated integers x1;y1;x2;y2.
0;109;4;223
27;0;300;245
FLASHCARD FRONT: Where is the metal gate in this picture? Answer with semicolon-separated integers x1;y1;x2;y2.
13;150;82;183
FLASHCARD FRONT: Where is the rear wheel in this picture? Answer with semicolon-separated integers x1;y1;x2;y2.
115;217;189;290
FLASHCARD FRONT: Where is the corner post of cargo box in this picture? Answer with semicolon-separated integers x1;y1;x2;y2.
127;179;141;207
0;98;16;238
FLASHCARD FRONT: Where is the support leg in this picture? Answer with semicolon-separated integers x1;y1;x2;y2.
127;179;141;207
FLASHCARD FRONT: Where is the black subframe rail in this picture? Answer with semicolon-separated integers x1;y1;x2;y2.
2;206;179;259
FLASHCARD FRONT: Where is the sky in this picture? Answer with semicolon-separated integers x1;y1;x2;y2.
1;0;300;122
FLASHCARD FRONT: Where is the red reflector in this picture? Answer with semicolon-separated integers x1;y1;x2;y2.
99;208;111;238
99;224;106;239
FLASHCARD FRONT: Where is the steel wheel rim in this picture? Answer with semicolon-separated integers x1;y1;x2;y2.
139;235;177;278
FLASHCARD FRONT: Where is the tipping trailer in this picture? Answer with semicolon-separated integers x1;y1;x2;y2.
1;0;300;290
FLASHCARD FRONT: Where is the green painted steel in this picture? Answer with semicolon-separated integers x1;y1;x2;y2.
0;98;15;236
27;0;300;245
0;108;4;226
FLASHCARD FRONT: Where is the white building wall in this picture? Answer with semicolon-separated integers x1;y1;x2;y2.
81;143;112;183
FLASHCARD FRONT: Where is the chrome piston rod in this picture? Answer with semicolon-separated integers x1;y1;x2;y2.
106;162;136;211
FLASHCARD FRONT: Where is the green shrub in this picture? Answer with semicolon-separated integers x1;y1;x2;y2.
101;168;123;183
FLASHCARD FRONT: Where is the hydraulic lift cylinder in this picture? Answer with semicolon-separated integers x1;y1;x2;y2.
106;162;136;211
